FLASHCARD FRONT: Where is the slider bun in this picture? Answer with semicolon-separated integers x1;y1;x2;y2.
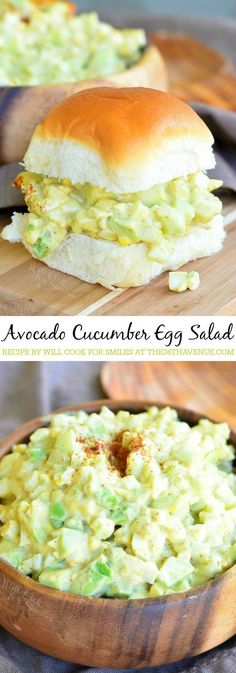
24;87;215;194
3;214;225;289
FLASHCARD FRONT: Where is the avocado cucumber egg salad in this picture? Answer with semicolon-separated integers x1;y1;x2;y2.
0;406;235;599
14;171;222;262
0;2;146;86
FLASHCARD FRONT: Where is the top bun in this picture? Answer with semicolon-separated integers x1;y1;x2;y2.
24;87;215;193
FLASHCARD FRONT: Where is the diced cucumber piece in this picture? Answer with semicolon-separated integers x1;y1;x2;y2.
168;271;200;293
97;488;120;509
49;502;66;529
0;541;25;568
39;567;74;591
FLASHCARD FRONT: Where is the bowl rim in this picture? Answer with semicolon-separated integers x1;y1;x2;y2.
0;398;235;608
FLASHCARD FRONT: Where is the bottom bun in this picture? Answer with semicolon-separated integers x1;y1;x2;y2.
2;214;225;289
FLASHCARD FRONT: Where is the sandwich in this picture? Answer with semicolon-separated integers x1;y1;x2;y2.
2;87;224;289
0;1;165;89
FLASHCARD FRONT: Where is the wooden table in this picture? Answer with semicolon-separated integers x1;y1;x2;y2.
0;31;235;316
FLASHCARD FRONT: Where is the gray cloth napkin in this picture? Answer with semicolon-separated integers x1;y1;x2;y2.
192;104;236;192
0;362;235;673
0;362;103;440
0;163;24;209
0;102;236;209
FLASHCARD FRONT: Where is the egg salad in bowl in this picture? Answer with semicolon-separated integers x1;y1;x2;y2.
0;1;146;85
0;405;235;599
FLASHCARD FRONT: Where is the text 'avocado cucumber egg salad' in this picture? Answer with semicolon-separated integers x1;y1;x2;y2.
2;87;225;288
0;1;146;85
0;406;235;599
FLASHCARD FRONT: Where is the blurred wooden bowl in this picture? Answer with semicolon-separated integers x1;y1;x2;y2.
0;45;167;164
100;362;236;429
0;400;235;668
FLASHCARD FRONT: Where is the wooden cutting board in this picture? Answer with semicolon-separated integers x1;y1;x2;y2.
0;31;236;316
100;361;236;428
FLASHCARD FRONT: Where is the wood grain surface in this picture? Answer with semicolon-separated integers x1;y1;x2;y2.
0;198;235;315
151;32;236;110
0;401;235;668
0;30;235;316
101;362;236;428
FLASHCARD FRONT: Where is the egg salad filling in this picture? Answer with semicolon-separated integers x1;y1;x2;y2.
15;171;222;262
0;2;146;86
0;406;235;599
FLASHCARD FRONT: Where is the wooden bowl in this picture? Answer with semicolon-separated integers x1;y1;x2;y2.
0;44;167;165
0;400;235;668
